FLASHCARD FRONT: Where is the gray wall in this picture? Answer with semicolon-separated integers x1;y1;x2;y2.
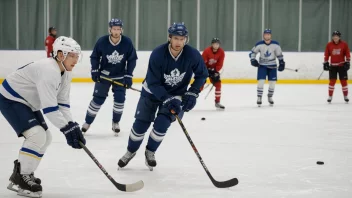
0;0;351;51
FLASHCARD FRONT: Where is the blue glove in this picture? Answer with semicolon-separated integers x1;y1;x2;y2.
91;69;100;82
251;59;259;67
60;122;86;149
163;96;182;114
181;88;199;112
124;75;133;88
278;60;285;72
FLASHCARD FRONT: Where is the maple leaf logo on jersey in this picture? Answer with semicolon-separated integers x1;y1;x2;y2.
208;58;217;65
264;50;271;57
107;50;124;64
164;68;186;87
332;48;341;55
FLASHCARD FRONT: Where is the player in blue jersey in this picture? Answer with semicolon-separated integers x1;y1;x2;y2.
117;22;208;170
249;29;285;107
82;18;138;135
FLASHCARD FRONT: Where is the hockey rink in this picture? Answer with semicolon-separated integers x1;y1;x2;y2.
0;83;351;198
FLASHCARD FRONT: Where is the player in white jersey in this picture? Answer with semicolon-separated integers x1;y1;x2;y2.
0;36;86;198
249;29;285;106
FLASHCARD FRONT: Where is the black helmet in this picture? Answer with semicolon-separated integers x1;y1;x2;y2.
332;30;341;37
48;26;56;33
211;37;221;44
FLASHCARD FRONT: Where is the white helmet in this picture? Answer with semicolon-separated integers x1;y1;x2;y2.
52;36;81;58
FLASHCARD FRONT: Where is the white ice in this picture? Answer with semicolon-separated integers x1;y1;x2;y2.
1;84;352;198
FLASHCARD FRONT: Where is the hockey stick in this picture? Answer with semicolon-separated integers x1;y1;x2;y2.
204;69;224;100
100;76;141;93
79;141;144;192
171;111;239;188
317;70;325;80
286;68;299;72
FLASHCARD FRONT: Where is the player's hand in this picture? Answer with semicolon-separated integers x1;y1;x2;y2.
123;75;133;88
60;122;86;149
210;72;220;83
323;62;330;71
250;59;259;67
91;69;100;82
278;60;285;72
163;96;182;114
344;62;350;71
181;87;199;112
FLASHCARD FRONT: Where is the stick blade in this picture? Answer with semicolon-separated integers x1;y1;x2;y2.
212;177;239;188
113;180;144;192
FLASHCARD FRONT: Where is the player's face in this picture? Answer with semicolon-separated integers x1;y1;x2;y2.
110;26;122;39
170;35;186;51
51;29;57;36
332;35;340;43
212;43;220;50
263;33;271;41
63;52;79;71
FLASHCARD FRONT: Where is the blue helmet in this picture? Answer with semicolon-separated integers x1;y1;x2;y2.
168;22;188;37
263;29;272;34
109;18;123;28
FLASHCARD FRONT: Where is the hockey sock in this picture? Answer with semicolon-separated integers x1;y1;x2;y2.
127;119;151;153
18;126;46;175
146;114;171;152
112;101;124;123
85;96;106;124
341;80;348;96
257;80;265;97
39;130;52;155
329;79;337;96
268;81;276;97
214;82;221;103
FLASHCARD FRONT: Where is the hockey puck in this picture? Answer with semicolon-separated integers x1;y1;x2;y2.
201;117;206;121
317;161;324;165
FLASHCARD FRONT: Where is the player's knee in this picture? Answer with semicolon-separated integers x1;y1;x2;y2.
93;96;106;105
40;129;52;153
22;125;47;150
133;119;151;134
257;79;265;88
114;94;126;103
154;114;172;132
329;79;337;85
269;80;276;89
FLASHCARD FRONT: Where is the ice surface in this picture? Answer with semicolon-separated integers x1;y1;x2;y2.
1;84;352;198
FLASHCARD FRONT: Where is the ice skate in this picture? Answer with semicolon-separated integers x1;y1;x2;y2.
344;96;349;103
112;122;120;136
268;96;274;106
215;102;225;110
257;96;262;107
145;149;157;171
81;122;90;134
7;160;42;198
117;150;136;169
327;96;332;103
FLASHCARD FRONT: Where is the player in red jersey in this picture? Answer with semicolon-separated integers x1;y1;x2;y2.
323;31;350;103
201;38;225;110
45;27;57;57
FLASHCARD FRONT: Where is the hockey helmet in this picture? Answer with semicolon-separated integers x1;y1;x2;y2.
332;30;341;37
263;29;272;34
211;38;221;44
109;18;123;28
168;22;188;37
48;26;56;33
53;36;81;59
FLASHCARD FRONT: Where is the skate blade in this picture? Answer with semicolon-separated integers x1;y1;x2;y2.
269;103;274;107
216;107;225;111
7;182;19;192
145;161;154;171
17;188;42;198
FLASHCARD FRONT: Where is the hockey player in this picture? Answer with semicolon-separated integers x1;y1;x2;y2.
201;38;225;110
0;36;86;198
249;29;285;106
82;18;138;135
323;30;350;103
118;22;208;170
45;27;57;57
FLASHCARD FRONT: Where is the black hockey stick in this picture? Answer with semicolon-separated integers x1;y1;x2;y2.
317;70;325;80
286;68;299;72
171;111;239;188
79;141;144;192
100;76;141;93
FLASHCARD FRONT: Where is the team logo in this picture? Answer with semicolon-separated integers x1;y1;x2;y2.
164;68;186;87
107;50;124;64
208;58;217;65
332;48;341;55
264;50;271;57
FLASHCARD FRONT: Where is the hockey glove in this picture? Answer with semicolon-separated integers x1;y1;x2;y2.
124;74;133;88
278;60;285;72
344;62;350;71
60;122;86;149
181;88;199;112
210;71;220;83
91;69;100;82
251;59;259;67
163;96;182;114
323;62;330;71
